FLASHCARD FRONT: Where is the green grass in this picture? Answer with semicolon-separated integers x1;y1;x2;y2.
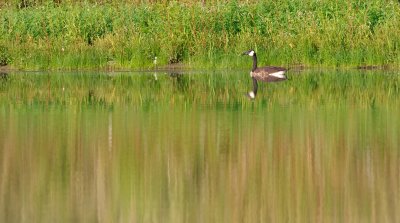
0;1;400;70
0;70;399;108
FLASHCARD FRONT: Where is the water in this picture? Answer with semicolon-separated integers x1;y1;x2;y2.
0;70;399;222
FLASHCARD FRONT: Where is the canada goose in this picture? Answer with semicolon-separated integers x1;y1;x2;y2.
242;49;287;99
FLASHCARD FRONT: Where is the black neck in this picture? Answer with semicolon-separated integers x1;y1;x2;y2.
252;77;258;96
252;53;257;71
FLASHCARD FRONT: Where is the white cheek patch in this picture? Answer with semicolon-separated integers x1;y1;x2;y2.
248;91;255;99
269;71;286;79
248;51;254;56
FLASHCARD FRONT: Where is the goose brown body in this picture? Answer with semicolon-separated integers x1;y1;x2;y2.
251;66;287;82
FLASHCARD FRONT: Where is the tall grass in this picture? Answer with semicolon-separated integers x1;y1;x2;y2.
0;1;400;70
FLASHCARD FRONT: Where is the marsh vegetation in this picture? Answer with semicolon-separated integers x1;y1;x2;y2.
1;0;400;70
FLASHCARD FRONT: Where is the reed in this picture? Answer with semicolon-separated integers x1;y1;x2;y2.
0;0;400;70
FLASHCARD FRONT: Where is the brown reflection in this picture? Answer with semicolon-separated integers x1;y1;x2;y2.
0;105;399;222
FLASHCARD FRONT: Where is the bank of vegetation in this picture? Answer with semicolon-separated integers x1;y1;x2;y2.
0;0;400;70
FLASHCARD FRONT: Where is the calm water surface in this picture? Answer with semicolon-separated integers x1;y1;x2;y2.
0;71;399;223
